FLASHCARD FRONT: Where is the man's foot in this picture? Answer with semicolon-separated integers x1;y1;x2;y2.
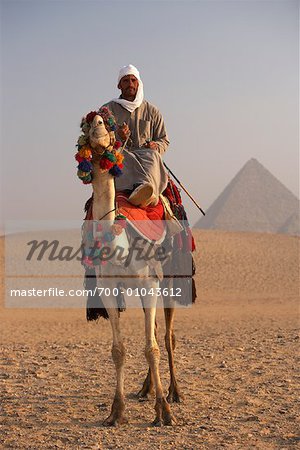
128;183;157;207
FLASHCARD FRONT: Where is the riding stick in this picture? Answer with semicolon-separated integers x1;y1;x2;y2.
163;162;205;216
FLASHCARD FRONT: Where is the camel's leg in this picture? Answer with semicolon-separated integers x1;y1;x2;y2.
137;367;152;400
103;308;127;426
144;306;176;426
137;314;157;400
164;307;183;403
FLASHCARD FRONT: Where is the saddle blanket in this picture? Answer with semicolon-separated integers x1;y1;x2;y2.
116;192;166;243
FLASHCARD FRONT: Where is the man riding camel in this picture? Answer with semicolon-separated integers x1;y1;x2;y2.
103;64;169;208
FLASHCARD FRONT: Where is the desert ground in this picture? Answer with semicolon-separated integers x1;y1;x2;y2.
1;230;299;449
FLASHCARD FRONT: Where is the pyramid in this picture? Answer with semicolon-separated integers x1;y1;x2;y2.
277;211;300;235
195;158;299;235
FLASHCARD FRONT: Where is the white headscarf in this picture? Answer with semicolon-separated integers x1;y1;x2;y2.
113;64;144;113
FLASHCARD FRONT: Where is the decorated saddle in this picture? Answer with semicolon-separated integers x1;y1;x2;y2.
115;192;166;243
84;192;167;243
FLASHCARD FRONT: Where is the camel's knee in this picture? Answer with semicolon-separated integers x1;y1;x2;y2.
112;343;126;369
145;344;160;365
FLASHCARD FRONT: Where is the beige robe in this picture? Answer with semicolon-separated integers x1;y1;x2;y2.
103;100;169;197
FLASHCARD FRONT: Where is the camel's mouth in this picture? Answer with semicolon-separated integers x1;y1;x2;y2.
89;128;110;149
92;129;108;138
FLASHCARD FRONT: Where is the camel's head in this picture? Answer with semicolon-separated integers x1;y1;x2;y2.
76;107;124;184
89;114;110;149
80;107;117;151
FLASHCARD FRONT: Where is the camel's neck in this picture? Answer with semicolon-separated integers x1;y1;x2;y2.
91;170;115;222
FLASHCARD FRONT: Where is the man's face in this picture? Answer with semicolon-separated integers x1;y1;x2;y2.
118;74;139;101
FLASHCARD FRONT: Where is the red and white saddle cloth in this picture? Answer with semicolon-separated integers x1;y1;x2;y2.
84;192;167;244
115;192;166;243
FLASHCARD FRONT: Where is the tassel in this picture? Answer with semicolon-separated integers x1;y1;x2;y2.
85;267;109;321
192;277;197;304
116;282;126;312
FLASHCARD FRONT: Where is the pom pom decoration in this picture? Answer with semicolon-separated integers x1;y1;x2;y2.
103;232;115;243
111;223;124;236
108;117;114;127
115;152;124;165
78;160;92;172
77;135;88;147
86;111;98;123
83;256;94;267
109;164;123;177
78;147;92;159
99;158;114;171
96;240;102;249
103;150;117;163
114;140;122;150
114;214;127;229
75;107;124;185
75;153;84;163
77;170;89;177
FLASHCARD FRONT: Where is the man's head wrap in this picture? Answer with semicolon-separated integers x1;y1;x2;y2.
113;64;144;113
117;64;141;84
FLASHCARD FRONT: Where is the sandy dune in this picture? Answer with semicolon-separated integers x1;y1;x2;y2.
1;230;299;449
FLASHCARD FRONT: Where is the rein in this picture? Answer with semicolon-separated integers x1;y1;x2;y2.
98;207;117;221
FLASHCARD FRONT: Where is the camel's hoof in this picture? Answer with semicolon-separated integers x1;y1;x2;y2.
152;414;176;427
103;396;126;426
153;420;163;427
137;388;154;401
152;417;163;427
167;390;183;403
103;415;128;427
163;413;177;426
138;392;152;402
153;398;176;427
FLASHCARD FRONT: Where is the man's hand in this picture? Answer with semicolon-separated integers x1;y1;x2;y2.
144;141;159;151
118;122;131;141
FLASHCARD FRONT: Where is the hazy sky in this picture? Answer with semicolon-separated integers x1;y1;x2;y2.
1;0;298;229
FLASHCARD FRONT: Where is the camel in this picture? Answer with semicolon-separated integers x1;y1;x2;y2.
76;107;187;426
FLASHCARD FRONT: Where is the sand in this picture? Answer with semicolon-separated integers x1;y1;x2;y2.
1;230;299;449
